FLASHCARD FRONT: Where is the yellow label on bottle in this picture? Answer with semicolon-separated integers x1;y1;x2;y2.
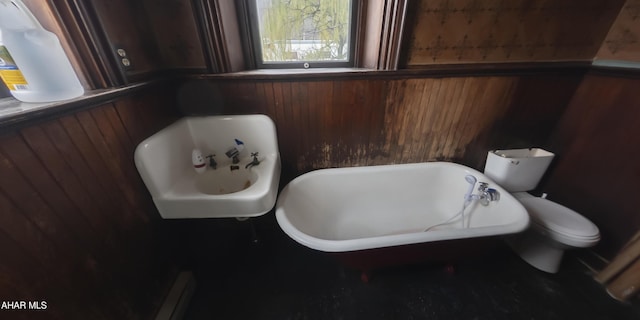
0;45;29;91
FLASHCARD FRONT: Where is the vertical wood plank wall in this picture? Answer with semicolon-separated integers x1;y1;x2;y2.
0;86;180;319
2;69;636;315
544;73;640;258
194;73;582;180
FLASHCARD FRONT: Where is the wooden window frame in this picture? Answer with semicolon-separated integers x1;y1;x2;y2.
210;0;410;72
0;0;107;100
4;0;132;91
1;0;159;104
0;0;411;103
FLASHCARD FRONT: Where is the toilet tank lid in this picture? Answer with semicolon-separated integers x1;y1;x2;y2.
518;197;599;238
492;148;555;158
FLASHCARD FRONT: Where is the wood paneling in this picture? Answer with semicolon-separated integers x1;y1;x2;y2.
0;85;181;319
405;0;624;66
597;0;640;62
359;0;385;69
141;0;209;71
377;0;410;70
190;72;581;179
89;0;161;82
544;73;640;258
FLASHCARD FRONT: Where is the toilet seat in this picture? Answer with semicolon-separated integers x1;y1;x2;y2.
518;197;600;247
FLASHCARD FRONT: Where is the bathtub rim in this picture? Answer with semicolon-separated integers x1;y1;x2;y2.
275;162;530;253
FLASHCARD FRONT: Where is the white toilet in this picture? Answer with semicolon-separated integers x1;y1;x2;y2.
483;148;600;273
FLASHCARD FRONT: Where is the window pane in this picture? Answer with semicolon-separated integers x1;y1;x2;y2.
255;0;352;63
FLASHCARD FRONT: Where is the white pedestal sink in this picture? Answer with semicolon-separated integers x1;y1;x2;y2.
134;115;281;219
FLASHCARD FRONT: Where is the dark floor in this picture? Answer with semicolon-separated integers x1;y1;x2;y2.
180;215;640;320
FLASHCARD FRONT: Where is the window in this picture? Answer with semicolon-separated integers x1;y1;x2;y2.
247;0;358;68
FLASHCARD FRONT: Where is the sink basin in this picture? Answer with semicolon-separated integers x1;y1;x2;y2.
134;115;281;219
194;169;257;195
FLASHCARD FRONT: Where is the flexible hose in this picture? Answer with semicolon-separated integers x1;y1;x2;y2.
423;200;471;232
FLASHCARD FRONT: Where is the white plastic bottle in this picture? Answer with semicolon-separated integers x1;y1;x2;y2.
0;0;84;102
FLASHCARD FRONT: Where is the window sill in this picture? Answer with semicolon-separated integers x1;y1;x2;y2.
230;68;371;75
192;67;379;81
0;81;158;130
190;62;595;82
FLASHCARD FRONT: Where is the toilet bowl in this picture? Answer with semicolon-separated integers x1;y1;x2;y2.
508;192;600;273
484;148;600;273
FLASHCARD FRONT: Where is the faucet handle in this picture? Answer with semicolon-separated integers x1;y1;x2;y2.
486;188;500;202
205;154;217;169
245;152;261;169
478;182;489;191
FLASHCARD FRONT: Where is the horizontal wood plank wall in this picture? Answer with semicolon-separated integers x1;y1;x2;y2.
198;73;582;179
544;73;640;258
0;86;180;319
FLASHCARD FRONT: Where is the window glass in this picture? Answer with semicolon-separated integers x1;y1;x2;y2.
252;0;354;67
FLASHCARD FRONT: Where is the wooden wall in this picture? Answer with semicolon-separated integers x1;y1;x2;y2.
121;0;633;70
543;73;640;258
88;0;162;80
597;0;640;62
0;85;181;319
141;0;209;71
405;0;624;66
191;72;582;179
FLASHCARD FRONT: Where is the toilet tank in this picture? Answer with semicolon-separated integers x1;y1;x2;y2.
483;148;555;192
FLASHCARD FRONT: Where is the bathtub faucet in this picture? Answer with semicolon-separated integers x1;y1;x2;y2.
464;175;500;208
476;182;500;206
464;177;500;206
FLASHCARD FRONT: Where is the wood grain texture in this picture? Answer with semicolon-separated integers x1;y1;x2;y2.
0;85;181;319
359;0;385;69
405;0;624;66
597;233;640;284
190;73;581;179
89;0;161;81
141;0;208;70
544;73;640;258
597;0;640;62
606;257;640;300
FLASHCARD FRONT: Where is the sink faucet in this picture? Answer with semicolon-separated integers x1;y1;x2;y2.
225;139;244;164
225;149;240;164
245;152;261;169
206;154;217;169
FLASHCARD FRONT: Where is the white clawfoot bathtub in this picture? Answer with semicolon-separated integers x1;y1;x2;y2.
275;162;529;271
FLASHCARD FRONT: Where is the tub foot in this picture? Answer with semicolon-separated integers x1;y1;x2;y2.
360;270;373;283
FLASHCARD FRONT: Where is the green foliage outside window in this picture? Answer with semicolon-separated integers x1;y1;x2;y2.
255;0;351;63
